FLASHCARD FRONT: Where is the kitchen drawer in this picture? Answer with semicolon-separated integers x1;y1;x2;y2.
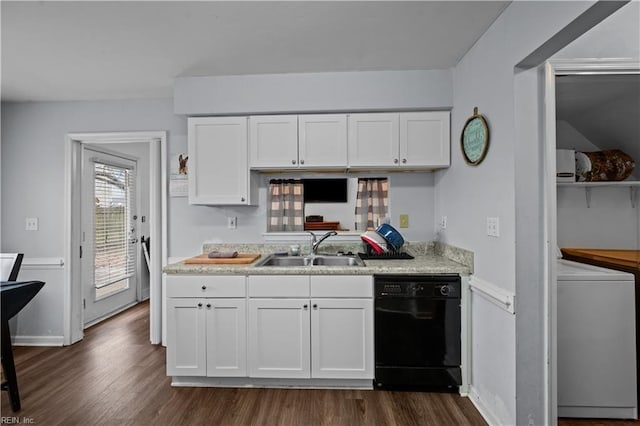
166;275;246;298
311;275;373;298
248;275;310;298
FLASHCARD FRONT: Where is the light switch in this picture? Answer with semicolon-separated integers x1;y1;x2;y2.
486;217;500;237
25;217;39;231
399;214;409;228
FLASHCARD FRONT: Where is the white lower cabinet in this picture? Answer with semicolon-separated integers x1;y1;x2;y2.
167;298;246;377
311;298;373;379
247;275;374;380
248;298;311;378
166;275;246;377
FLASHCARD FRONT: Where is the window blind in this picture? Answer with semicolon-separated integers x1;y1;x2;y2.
93;161;136;289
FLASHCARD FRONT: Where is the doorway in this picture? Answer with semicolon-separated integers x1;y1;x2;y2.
81;147;140;326
544;59;640;423
65;131;167;345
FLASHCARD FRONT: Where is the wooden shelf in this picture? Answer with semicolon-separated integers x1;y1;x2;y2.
557;181;639;208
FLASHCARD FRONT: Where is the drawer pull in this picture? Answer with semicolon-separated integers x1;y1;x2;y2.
303;304;308;309
206;303;212;309
197;303;203;308
313;304;318;309
201;285;207;290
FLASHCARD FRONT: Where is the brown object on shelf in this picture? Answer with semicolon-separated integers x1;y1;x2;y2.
183;253;261;265
304;221;340;231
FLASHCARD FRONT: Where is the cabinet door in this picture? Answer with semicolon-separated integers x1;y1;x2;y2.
206;299;247;377
399;111;450;168
298;114;347;168
166;298;206;376
249;115;298;168
248;299;311;378
311;299;374;379
348;113;399;168
188;117;250;205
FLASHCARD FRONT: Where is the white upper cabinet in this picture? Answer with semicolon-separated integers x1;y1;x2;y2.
348;112;450;169
400;111;450;168
298;114;348;168
249;115;299;168
348;113;400;168
187;116;255;205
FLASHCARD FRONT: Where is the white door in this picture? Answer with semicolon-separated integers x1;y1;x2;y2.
81;148;138;325
298;114;348;168
248;299;311;378
311;298;374;379
166;298;206;376
249;115;299;168
206;299;247;377
187;117;251;205
399;111;451;168
348;113;400;167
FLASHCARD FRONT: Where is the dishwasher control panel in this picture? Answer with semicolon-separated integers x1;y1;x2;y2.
375;275;460;298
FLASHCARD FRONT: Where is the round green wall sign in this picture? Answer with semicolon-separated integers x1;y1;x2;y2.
461;107;489;166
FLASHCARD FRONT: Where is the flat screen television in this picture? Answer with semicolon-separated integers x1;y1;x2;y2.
303;179;347;203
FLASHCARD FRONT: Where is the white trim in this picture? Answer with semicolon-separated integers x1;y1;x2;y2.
65;131;167;346
83;300;139;329
468;276;515;314
170;376;373;389
21;258;64;268
12;336;65;347
543;59;640;426
468;385;502;426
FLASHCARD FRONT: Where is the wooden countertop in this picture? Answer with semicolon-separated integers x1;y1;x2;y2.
561;248;640;270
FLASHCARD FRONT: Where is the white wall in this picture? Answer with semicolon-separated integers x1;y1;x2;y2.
436;1;605;424
175;70;452;115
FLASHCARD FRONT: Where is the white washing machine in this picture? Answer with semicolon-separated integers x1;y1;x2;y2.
557;259;637;419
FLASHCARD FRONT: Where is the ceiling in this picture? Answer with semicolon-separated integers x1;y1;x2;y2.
1;1;510;102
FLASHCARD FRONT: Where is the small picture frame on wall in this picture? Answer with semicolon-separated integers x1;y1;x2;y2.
461;107;490;166
169;153;188;197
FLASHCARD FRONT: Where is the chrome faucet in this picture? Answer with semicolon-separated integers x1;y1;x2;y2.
308;231;338;255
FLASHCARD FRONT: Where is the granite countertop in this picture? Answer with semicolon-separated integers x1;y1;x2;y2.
163;242;472;276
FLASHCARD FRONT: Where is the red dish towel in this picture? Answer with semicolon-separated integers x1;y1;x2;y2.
207;251;238;259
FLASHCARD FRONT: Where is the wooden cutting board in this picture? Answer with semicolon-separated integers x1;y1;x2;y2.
183;253;261;265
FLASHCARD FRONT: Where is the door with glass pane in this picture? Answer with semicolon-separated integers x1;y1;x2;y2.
81;148;138;325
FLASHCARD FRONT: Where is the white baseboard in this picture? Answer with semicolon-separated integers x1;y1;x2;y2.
12;335;64;347
468;385;502;426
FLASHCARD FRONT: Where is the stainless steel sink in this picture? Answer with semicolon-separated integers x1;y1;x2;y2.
255;254;365;267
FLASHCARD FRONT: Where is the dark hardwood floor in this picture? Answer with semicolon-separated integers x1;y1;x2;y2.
1;301;487;425
5;302;635;425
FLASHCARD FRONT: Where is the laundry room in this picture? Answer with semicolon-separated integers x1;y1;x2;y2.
555;70;640;420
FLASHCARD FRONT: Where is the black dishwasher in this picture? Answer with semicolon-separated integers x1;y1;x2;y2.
374;274;461;391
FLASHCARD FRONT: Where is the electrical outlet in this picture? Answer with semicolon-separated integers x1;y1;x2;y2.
25;217;39;231
227;217;237;229
399;214;409;228
440;216;447;230
486;217;500;237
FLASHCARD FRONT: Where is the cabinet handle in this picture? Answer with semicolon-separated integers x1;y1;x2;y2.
300;159;304;165
303;304;308;309
241;197;245;202
313;304;318;309
402;158;407;164
197;303;203;308
206;303;212;309
201;285;207;290
394;158;399;164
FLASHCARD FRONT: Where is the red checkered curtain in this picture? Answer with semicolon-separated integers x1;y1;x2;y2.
268;179;304;232
355;178;388;231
